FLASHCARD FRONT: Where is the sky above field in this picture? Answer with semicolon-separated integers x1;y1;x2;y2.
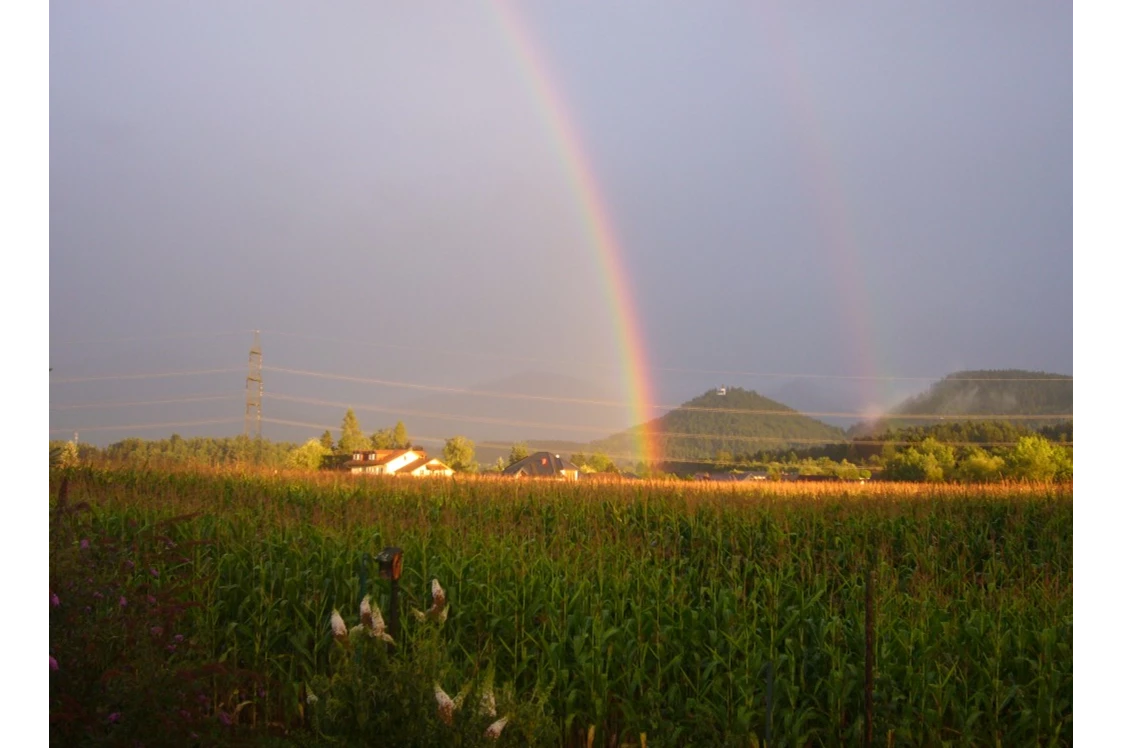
49;1;1072;447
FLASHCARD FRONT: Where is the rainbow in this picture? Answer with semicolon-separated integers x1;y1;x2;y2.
487;2;662;468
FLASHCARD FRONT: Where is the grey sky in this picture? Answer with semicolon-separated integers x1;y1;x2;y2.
50;1;1072;447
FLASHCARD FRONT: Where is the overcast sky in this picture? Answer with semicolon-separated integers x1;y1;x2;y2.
49;1;1072;446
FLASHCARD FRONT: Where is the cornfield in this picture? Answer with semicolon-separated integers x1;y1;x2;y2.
49;467;1072;746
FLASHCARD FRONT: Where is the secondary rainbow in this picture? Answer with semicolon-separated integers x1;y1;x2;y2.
752;4;888;412
488;1;661;467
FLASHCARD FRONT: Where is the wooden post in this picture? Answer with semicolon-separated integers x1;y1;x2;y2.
376;547;403;646
865;568;875;748
765;660;773;748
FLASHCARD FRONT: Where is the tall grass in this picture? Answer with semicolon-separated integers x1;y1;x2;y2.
50;467;1072;746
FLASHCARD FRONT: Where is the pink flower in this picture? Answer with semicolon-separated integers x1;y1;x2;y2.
80;539;90;550
166;644;177;653
93;592;103;600
150;626;163;637
149;568;159;578
107;712;121;724
51;592;60;607
174;634;184;643
119;596;127;608
50;656;58;671
124;560;135;570
217;710;231;726
147;595;157;605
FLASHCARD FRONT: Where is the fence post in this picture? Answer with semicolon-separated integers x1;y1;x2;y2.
865;567;876;748
765;659;773;748
376;547;403;648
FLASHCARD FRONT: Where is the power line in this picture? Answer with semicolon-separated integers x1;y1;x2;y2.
266;391;1047;446
50;393;242;411
263;366;1073;421
260;328;1073;383
50;368;243;384
51;330;256;346
49;418;243;434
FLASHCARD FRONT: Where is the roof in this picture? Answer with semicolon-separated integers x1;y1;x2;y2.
502;451;579;477
399;457;453;474
344;449;422;468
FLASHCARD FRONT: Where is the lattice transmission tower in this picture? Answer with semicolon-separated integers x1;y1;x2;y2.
244;330;263;439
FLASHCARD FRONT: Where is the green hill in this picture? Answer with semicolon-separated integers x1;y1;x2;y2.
591;387;847;464
849;370;1073;437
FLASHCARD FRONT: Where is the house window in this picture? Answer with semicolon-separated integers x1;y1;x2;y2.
354;453;362;461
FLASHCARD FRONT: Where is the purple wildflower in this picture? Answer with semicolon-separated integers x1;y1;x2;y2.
174;634;184;643
119;596;127;608
124;560;135;570
149;568;159;578
147;595;157;605
166;644;176;653
150;626;164;637
179;710;191;721
50;656;58;671
217;710;231;726
93;592;103;600
51;592;60;607
80;539;90;550
108;712;121;724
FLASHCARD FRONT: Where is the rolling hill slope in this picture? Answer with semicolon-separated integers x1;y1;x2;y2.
591;387;847;464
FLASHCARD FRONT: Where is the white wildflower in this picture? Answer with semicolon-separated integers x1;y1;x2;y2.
484;716;509;740
434;683;455;725
331;609;348;644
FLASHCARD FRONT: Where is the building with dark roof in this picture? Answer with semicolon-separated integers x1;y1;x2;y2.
502;451;580;481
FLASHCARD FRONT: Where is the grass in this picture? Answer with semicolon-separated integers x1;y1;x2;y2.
49;466;1072;746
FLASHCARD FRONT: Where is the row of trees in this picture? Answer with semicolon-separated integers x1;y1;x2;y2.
881;435;1072;483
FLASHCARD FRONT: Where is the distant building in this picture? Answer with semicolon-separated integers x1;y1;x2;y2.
398;456;455;478
503;452;580;481
345;449;453;477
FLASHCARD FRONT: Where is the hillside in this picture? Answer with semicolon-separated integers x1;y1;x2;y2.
591;387;847;465
849;370;1073;436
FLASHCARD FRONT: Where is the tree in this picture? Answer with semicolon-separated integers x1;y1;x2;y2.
1006;435;1060;482
508;442;530;466
954;449;1006;483
371;428;394;449
287;439;329;471
586;452;618;474
391;421;410;449
320;430;334;451
338;408;371;453
443;436;476;473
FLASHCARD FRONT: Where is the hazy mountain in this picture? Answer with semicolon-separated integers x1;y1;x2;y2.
848;370;1073;436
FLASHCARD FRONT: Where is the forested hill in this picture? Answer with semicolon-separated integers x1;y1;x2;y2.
849;370;1073;436
591;387;846;463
